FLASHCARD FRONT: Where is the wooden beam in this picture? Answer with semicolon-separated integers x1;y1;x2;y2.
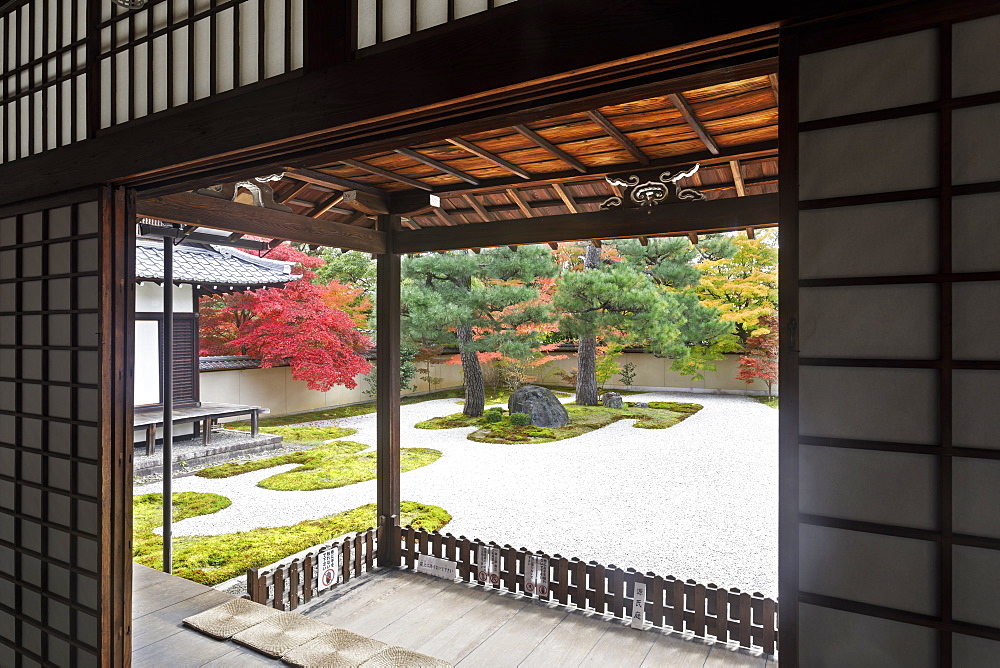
341;158;434;191
513;124;588;173
394;193;778;253
768;73;779;101
137;192;386;253
394;148;481;185
584;109;649;166
280;182;311;204
506;188;535;217
285;168;384;196
730;160;746;196
551;183;580;214
463;194;494;222
446;137;532;180
668;92;720;155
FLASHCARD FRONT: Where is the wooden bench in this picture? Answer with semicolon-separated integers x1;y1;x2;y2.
133;403;269;456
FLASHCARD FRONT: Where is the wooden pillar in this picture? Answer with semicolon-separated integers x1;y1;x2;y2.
376;214;402;566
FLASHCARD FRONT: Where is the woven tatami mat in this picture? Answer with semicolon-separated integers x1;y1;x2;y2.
358;646;453;667
182;597;282;639
232;611;331;658
281;628;388;667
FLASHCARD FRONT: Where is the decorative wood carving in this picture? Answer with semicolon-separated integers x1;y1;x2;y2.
196;174;292;212
600;164;706;209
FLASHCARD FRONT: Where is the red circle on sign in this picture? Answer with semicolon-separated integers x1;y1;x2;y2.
478;571;487;581
537;585;548;596
525;582;534;593
490;574;500;584
321;570;335;587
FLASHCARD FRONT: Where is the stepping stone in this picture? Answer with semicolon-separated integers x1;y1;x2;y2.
183;597;282;639
282;628;388;667
232;611;331;658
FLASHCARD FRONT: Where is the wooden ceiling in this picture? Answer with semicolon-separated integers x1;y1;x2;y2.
267;73;778;233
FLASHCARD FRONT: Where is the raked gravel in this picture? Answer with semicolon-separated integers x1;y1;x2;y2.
134;392;778;597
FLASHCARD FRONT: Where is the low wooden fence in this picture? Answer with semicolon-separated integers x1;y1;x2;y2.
397;527;778;655
247;526;380;611
246;524;777;655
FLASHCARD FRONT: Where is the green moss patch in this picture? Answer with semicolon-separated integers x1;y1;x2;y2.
753;396;778;409
132;497;450;586
417;401;702;444
232;425;358;444
196;440;441;491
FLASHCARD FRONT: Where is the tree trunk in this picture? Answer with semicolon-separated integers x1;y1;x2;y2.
576;244;603;406
576;334;599;405
457;324;486;417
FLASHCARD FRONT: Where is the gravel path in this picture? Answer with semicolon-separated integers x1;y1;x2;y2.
135;392;778;596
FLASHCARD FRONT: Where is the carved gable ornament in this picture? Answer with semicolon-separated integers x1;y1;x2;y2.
195;174;292;213
600;163;706;209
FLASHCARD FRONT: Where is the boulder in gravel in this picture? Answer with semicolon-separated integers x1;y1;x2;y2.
601;392;624;409
508;385;569;428
632;401;649;408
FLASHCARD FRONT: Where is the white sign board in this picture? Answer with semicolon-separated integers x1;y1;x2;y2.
416;554;457;580
317;545;341;591
524;554;549;597
477;545;501;586
631;581;647;629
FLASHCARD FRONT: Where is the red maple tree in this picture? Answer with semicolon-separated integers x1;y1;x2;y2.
736;312;779;396
199;242;372;392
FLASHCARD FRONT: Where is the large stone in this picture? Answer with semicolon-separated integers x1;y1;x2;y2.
508;385;569;428
601;392;623;409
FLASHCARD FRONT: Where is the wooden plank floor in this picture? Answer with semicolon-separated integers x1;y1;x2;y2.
132;564;282;667
301;569;778;667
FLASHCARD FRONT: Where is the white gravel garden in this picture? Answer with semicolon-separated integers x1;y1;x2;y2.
135;391;778;597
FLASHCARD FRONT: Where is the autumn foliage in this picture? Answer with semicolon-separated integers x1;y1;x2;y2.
736;312;779;396
199;242;372;392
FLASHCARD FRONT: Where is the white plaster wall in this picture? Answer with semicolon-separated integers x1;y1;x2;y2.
201;352;774;419
135;281;195;313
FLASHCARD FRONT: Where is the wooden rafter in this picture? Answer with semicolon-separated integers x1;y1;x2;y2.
394;193;778;254
730;160;747;196
285;168;383;195
463;194;494;222
667;92;720;155
506;188;535;217
394;148;481;186
311;193;348;218
433;207;458;226
445;137;532;179
137;192;386;253
584;110;649;166
512;124;587;173
432;140;777;198
768;73;779;101
551;183;580;214
340;159;433;191
280;182;311;204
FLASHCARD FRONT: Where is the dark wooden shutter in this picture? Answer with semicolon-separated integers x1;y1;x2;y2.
171;315;200;406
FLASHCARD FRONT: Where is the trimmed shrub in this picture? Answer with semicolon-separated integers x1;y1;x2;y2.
484;408;504;424
509;412;532;427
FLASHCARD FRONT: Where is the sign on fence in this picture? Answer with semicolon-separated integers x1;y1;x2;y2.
417;554;457;580
477;545;501;585
318;545;341;591
631;581;647;629
524;554;549;597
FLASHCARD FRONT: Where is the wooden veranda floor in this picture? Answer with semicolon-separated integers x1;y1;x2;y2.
301;569;777;667
132;564;281;667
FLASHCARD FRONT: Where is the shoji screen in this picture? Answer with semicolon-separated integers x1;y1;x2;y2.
0;189;132;666
782;5;1000;666
356;0;518;50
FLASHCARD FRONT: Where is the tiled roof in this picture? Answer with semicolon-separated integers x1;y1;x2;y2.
135;239;301;287
199;356;264;371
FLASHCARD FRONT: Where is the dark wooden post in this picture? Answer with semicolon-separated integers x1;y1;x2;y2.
376;214;402;566
305;0;356;71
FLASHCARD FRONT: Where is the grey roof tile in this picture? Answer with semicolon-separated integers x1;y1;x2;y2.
135;240;301;287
